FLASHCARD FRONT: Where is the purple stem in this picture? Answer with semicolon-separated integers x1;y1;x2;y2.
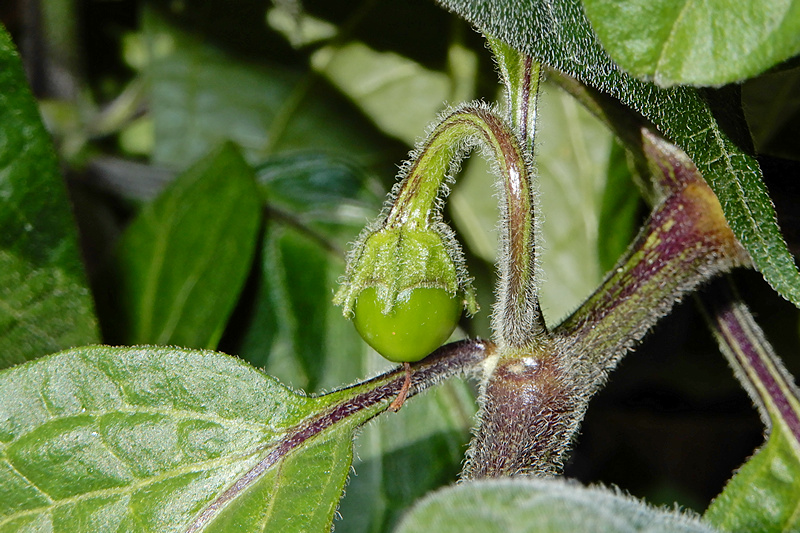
699;279;800;442
185;339;490;532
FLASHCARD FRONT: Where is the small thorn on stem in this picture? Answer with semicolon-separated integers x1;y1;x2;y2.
389;362;412;412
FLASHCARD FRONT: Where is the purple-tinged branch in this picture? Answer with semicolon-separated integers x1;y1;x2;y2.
699;279;800;444
185;339;490;532
464;130;751;478
554;131;750;395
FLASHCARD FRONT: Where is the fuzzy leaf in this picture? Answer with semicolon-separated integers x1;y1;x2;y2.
113;143;261;349
395;478;719;532
582;0;800;87
436;0;800;310
0;25;98;367
0;341;486;532
0;346;346;532
705;425;800;532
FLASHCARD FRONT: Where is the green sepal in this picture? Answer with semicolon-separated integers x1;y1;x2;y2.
334;222;477;317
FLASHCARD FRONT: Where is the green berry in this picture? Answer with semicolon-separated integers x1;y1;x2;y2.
353;287;462;362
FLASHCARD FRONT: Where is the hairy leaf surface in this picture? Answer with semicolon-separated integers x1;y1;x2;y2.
0;346;348;531
395;478;719;532
705;425;800;532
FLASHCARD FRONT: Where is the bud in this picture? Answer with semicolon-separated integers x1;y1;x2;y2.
334;222;477;362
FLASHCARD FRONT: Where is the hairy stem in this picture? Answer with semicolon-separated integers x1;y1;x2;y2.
555;131;750;394
464;129;751;478
388;104;542;346
699;279;800;442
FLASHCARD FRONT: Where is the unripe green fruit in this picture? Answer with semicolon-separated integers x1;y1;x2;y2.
353;287;462;362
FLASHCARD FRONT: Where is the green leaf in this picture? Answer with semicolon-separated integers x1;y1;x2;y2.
255;152;382;244
0;340;487;532
705;424;800;532
0;25;98;367
337;380;476;532
698;281;800;532
597;139;641;273
142;9;384;168
0;346;353;532
239;222;363;392
311;40;477;146
581;0;800;87
395;478;719;532
113;143;261;349
436;0;800;310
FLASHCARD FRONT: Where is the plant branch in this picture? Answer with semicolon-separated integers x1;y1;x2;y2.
464;129;751;478
555;131;751;395
698;279;800;443
185;338;491;532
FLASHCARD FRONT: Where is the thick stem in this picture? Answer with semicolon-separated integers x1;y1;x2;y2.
464;130;751;478
555;131;750;395
464;337;581;477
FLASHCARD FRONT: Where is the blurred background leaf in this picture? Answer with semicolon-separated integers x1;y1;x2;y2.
106;143;261;349
141;8;387;168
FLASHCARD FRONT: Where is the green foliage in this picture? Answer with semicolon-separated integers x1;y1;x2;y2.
396;478;718;532
582;0;800;87
0;346;352;531
140;8;385;167
1;0;800;531
705;425;800;532
0;28;98;367
112;144;261;348
437;0;800;310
